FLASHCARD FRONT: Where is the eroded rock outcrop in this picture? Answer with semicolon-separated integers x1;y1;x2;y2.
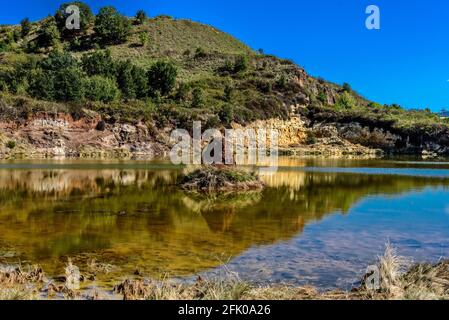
0;111;169;159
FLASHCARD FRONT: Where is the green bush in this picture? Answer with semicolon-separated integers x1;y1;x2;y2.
219;104;234;126
342;82;352;92
204;115;221;130
138;32;149;47
84;75;119;102
175;83;190;102
220;60;234;74
147;61;178;96
20;18;31;37
224;84;234;102
36;16;60;49
337;92;356;109
234;55;248;73
28;69;56;100
42;50;78;71
135;10;147;25
367;102;382;109
94;6;131;44
131;65;148;99
54;1;94;38
116;60;136;99
195;47;207;59
317;90;327;104
191;87;204;108
53;67;85;101
81;50;116;78
0;69;19;93
275;75;287;89
220;56;249;75
0;41;10;53
6;141;16;149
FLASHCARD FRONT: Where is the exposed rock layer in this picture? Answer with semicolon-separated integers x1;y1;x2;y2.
0;108;447;159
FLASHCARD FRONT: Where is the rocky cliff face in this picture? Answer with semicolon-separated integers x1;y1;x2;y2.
299;106;449;157
0;111;168;159
231;117;381;157
0;106;447;159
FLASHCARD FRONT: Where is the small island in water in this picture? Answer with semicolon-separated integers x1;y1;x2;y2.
179;166;265;192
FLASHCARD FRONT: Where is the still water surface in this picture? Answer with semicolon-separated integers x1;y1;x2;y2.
0;158;449;290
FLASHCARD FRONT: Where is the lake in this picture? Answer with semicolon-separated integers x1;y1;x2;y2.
0;157;449;291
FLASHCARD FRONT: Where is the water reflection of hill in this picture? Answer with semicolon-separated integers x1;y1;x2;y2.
0;168;448;279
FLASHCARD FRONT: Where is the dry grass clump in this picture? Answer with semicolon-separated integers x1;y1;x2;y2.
0;265;45;300
114;275;251;301
401;261;449;300
0;265;46;285
356;244;449;300
87;259;116;274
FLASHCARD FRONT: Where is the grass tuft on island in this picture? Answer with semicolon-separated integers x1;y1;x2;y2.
179;166;265;192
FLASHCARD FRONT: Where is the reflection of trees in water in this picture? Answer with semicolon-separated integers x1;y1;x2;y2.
0;169;448;277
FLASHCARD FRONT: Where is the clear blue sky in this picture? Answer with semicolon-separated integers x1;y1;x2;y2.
1;0;448;111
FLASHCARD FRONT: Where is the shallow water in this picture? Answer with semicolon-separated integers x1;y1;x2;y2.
0;157;449;290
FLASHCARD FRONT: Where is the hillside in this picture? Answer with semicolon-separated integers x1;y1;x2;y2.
0;4;449;159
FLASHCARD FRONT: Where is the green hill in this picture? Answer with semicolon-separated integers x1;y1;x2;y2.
1;3;449;156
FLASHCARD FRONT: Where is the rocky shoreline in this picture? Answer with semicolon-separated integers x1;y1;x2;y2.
0;114;380;160
1;246;448;300
0;111;446;160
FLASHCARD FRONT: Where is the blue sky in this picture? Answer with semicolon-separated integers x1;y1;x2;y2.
1;0;448;111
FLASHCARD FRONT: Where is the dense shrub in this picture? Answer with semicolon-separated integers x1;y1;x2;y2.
219;104;234;126
275;75;287;89
94;6;131;44
54;1;94;38
114;61;148;99
194;47;207;59
220;60;234;74
342;82;352;92
84;75;119;102
42;50;78;71
53;67;85;101
220;56;249;75
20;18;31;37
317;90;327;104
116;60;136;99
81;50;116;78
135;10;147;25
36;17;60;48
337;92;356;109
223;84;234;102
233;55;248;73
6;141;16;149
175;83;190;102
147;61;178;96
131;65;149;99
0;69;22;93
138;32;149;47
28;68;55;100
191;87;204;108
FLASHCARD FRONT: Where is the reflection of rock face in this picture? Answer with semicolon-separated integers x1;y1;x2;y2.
0;165;448;280
261;171;307;191
0;169;175;195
